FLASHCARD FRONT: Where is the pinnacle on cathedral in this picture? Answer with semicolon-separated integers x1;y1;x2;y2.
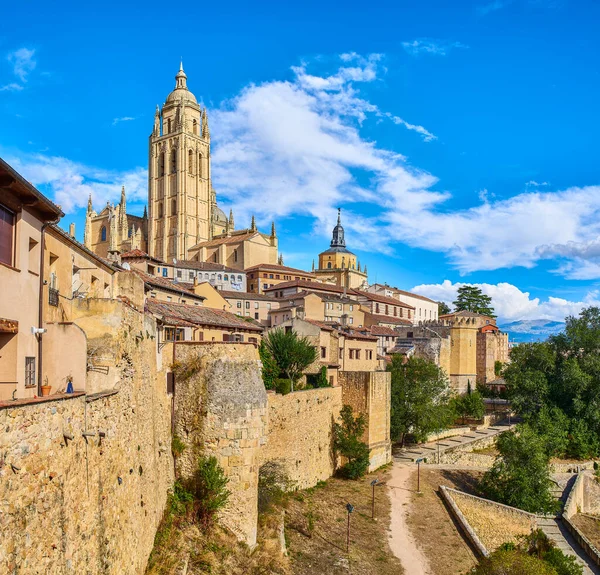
330;208;346;248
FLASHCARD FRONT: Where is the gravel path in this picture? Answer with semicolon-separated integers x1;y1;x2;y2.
387;463;433;575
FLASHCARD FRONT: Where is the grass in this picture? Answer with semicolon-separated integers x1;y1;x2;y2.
571;514;600;551
405;468;483;575
285;468;404;575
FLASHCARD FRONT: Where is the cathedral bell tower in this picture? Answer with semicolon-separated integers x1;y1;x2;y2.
148;63;212;261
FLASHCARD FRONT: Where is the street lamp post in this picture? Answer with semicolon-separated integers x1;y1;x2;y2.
370;478;379;519
346;503;354;553
416;457;425;493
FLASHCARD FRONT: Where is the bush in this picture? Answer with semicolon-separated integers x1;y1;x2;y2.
452;389;485;423
275;378;292;395
187;456;230;527
259;340;279;390
306;366;330;389
472;549;557;574
542;547;583;575
334;405;370;479
258;461;295;514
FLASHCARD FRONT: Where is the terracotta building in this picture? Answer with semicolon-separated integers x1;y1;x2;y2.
245;262;316;294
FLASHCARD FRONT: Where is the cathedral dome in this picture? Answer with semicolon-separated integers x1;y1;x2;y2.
213;206;228;226
165;62;198;106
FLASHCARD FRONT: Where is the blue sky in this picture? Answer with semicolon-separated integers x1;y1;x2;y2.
2;0;600;323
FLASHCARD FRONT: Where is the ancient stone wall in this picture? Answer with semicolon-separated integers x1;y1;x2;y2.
339;371;392;471
260;387;343;489
172;342;267;547
0;301;174;575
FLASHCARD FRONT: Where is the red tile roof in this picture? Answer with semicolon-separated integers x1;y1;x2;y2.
219;290;278;301
370;284;437;303
351;290;415;309
264;279;347;295
245;263;316;277
189;229;266;249
364;312;412;326
368;325;400;336
146;300;263;331
131;270;205;300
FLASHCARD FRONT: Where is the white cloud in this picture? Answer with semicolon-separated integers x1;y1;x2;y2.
402;39;468;57
0;83;23;92
411;279;600;322
4;152;147;214
7;48;36;82
526;180;549;188
112;116;136;126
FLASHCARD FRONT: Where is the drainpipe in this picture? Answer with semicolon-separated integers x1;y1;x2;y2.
38;219;60;396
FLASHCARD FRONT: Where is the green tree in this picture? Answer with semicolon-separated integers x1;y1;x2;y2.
388;355;453;445
438;301;451;315
479;427;558;514
333;405;370;479
259;339;279;390
472;549;557;575
494;360;504;377
453;285;496;317
452;388;485;424
189;456;231;527
263;328;318;392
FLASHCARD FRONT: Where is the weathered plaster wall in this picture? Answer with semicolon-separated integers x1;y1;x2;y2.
42;322;87;394
339;371;392;471
261;387;342;489
0;301;173;575
172;342;267;547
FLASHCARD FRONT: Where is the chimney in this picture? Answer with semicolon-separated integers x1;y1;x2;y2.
69;222;76;237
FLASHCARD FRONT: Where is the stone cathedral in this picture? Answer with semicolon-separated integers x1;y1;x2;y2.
84;63;277;268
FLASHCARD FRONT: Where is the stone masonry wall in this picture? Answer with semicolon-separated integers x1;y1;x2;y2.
0;300;174;575
260;387;343;489
173;342;267;547
339;371;392;471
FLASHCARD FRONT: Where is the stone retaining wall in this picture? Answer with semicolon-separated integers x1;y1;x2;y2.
436;434;497;467
562;472;600;567
260;387;342;489
0;302;173;575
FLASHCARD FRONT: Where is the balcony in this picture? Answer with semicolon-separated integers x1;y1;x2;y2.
48;287;59;307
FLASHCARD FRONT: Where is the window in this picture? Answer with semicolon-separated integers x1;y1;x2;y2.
193;119;198;135
234;250;238;263
189;271;194;280
217;274;222;281
188;150;193;174
0;204;14;266
245;301;250;309
349;349;354;360
237;301;242;308
25;357;36;387
171;199;177;216
250;284;254;291
267;303;271;310
385;305;389;315
158;203;163;218
101;226;107;242
375;303;380;314
367;350;373;360
159;153;165;177
356;349;361;360
269;274;274;279
255;312;259;320
224;274;228;281
275;274;280;279
162;268;168;277
254;302;259;309
349;317;353;324
170;149;177;173
321;347;326;359
198;153;203;178
394;307;397;317
167;296;172;302
164;327;184;341
327;262;332;269
177;270;182;278
349;305;353;311
167;118;172;133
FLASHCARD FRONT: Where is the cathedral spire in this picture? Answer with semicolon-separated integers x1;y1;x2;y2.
270;221;276;239
175;61;187;90
250;215;257;232
278;253;284;265
87;193;93;214
312;259;315;272
202;107;210;139
229;209;234;231
330;208;346;248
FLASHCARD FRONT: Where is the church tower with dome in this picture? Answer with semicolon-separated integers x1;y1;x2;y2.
147;63;231;261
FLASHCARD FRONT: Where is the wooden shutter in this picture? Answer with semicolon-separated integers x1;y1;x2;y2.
0;204;14;266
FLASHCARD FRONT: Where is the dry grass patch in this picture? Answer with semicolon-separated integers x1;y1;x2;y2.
285;469;404;575
571;513;600;551
406;468;483;575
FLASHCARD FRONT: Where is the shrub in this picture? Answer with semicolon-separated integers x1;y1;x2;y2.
542;547;583;575
334;405;370;479
258;461;295;514
259;340;279;390
171;434;186;458
306;366;330;389
472;549;557;575
187;456;230;527
274;378;292;395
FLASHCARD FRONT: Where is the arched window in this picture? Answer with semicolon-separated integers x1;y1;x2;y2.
171;149;177;173
171;199;176;216
198;153;203;178
158;203;163;218
327;262;332;269
192;119;198;135
101;226;107;241
237;275;242;282
167;118;172;134
234;249;238;262
159;153;165;177
188;150;193;174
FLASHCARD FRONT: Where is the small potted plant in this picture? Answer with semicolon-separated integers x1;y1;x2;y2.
65;375;74;394
41;376;52;397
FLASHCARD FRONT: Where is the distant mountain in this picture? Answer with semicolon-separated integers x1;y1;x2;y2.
499;319;565;343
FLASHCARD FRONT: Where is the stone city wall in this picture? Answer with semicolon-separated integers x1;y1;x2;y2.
339;371;392;471
436;434;497;467
172;342;267;547
260;387;343;489
0;301;173;575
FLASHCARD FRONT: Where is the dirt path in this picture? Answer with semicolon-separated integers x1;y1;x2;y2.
387;463;432;575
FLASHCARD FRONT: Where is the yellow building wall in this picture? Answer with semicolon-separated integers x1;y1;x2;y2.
193;282;229;311
449;325;478;394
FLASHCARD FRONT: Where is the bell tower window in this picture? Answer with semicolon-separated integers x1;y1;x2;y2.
167;118;172;134
158;203;163;218
193;119;198;135
159;153;165;177
171;149;177;173
101;226;107;242
171;199;176;216
198;153;203;178
188;150;193;175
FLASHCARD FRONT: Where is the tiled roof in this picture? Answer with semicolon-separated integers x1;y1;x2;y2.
368;325;400;336
264;279;347;295
245;263;316;277
175;260;241;273
370;284;437;303
439;310;494;319
189;229;266;250
120;249;163;263
219;290;278;301
364;312;412;326
303;319;336;332
335;328;377;342
352;289;415;309
131;270;205;300
146;300;263;331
